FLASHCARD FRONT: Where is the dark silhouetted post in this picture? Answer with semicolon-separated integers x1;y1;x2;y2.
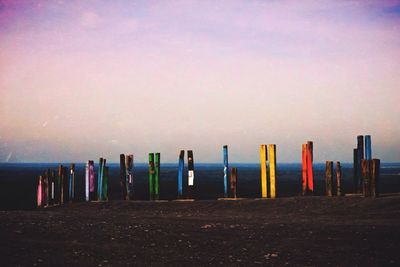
126;154;134;200
336;161;342;196
155;153;160;200
353;148;358;193
357;135;364;192
89;160;96;201
361;159;371;197
69;164;75;202
325;161;333;197
103;166;109;201
230;167;237;198
120;154;127;200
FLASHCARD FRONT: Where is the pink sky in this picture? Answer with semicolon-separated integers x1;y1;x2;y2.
0;0;399;163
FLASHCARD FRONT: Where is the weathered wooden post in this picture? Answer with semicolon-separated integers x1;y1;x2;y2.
336;161;342;196
102;166;109;201
155;153;160;200
223;145;229;198
97;158;104;200
148;153;155;200
357;135;364;192
57;165;63;205
89;160;96;201
325;161;333;196
126;154;134;200
230;167;237;198
44;169;49;206
353;148;359;193
178;150;185;199
365;135;372;160
187;150;194;199
120;154;127;200
361;159;371;197
301;144;307;195
306;142;314;194
371;159;380;197
69;164;75;202
269;144;277;198
260;144;268;198
51;170;56;204
62;166;68;203
37;176;42;208
85;161;90;201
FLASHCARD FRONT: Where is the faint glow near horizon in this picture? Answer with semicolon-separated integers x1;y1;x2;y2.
0;0;399;163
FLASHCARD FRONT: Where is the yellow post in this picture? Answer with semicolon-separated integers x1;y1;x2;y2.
260;144;268;198
269;144;276;198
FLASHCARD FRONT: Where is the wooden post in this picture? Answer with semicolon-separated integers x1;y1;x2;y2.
97;158;104;200
126;154;134;200
260;144;268;198
357;135;364;192
178;150;185;198
89;160;96;201
223;145;229;198
361;159;371;197
336;161;342;196
62;166;68;203
149;153;155;200
187;150;194;199
325;161;333;196
155;153;160;200
353;148;359;193
44;169;49;207
100;159;107;201
301;144;307;196
120;154;127;200
51;170;56;204
365;135;372;160
306;141;314;194
230;167;237;198
85;161;90;201
37;176;42;208
268;144;277;198
57;165;63;205
371;159;380;197
69;164;75;202
103;166;109;201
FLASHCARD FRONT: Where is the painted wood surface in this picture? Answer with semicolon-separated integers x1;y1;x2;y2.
230;167;237;198
148;153;155;200
306;142;314;193
178;150;184;198
269;144;276;198
89;160;95;201
85;161;89;201
301;144;307;195
371;159;380;197
126;154;134;200
361;159;371;197
223;145;229;198
325;161;333;197
336;161;342;196
69;164;75;201
37;176;42;208
187;150;194;199
260;144;268;198
365;135;372;160
155;153;160;200
102;166;109;201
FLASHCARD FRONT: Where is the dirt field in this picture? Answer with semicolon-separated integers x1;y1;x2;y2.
1;196;400;266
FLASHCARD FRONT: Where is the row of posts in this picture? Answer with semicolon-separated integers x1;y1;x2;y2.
36;136;381;207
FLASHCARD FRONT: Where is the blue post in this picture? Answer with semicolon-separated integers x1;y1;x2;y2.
178;150;184;198
365;135;372;160
223;145;229;198
98;158;104;200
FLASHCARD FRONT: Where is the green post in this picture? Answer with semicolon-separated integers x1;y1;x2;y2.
102;166;109;201
148;153;155;200
155;153;160;200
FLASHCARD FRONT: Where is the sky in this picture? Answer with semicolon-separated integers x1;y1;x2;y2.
0;0;399;163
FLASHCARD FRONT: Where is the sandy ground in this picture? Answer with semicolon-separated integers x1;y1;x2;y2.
1;196;400;266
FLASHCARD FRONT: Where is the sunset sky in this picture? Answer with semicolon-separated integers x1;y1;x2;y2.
1;0;399;163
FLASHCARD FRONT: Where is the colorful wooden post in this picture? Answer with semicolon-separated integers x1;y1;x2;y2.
230;167;237;198
268;144;276;198
44;169;49;206
69;164;75;202
120;154;127;200
126;154;134;200
357;135;364;192
365;135;372;160
301;144;307;195
85;161;90;201
89;160;96;201
336;161;342;196
149;153;155;200
97;158;104;200
155;153;160;200
371;159;380;197
353;148;359;193
260;144;268;198
51;170;56;204
187;150;194;199
223;145;229;198
102;166;109;201
361;159;371;197
37;176;43;208
306;141;314;194
178;150;185;198
325;161;333;197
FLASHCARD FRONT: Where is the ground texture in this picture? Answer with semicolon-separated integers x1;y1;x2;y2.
1;196;400;266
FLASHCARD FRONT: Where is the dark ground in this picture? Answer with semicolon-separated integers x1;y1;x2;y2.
1;196;400;266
